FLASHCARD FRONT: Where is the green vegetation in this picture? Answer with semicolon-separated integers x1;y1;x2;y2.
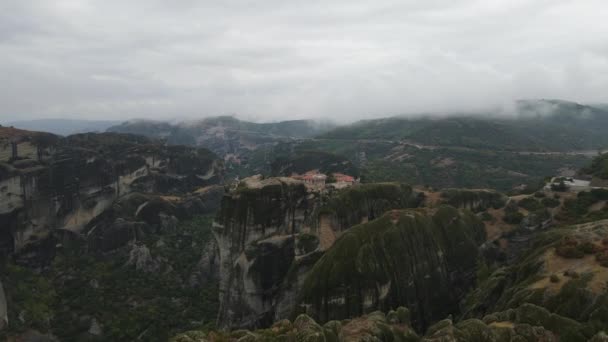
172;309;418;342
582;152;608;179
556;190;608;223
220;180;309;232
502;201;524;224
517;197;543;211
461;222;608;341
502;211;524;224
541;197;560;208
294;138;589;192
554;236;608;265
0;264;56;335
440;189;506;212
480;211;493;222
320;182;420;230
319;100;608;152
299;206;484;329
270;149;358;177
1;216;219;342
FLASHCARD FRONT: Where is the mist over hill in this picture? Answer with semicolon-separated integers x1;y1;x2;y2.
320;99;608;152
6;119;121;136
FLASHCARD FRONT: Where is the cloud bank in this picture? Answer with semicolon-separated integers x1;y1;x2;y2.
1;0;607;122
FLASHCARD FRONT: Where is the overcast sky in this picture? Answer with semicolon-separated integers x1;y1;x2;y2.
1;0;607;123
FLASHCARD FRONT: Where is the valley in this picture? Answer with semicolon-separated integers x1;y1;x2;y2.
3;99;608;341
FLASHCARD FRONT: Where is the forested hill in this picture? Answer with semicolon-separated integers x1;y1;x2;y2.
319;100;608;152
108;116;335;142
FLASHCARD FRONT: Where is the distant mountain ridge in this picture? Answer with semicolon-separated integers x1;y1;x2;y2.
108;116;335;141
319;99;608;152
6;119;121;136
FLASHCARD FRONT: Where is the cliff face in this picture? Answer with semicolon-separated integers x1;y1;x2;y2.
440;189;507;212
0;280;6;332
299;206;485;330
1;129;229;341
214;178;422;329
0;130;224;265
214;176;320;328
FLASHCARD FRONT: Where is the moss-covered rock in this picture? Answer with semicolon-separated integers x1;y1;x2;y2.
173;307;419;342
215;178;423;330
299;206;485;330
321;183;421;231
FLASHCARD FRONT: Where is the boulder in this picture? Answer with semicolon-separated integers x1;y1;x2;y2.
125;244;161;273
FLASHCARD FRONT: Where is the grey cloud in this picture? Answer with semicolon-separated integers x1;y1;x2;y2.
1;0;607;123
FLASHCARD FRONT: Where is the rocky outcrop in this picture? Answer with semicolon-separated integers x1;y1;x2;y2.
173;303;590;342
422;304;569;342
126;244;162;273
0;130;224;264
189;238;220;286
214;178;423;329
270;150;359;178
463;219;608;326
172;308;417;342
85;188;224;254
321;182;422;231
299;206;486;330
214;176;321;328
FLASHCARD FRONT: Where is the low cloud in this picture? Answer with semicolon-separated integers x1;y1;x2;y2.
1;0;607;123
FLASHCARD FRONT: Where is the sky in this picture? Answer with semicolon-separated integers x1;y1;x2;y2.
1;0;608;123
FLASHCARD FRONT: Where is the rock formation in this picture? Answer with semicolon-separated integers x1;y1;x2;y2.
0;129;224;265
213;177;422;329
299;206;485;330
463;219;608;325
173;303;588;342
173;308;417;342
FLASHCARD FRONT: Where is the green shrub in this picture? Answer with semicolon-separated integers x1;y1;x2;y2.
578;241;596;255
541;197;560;208
503;211;524;224
518;197;543;211
591;189;608;200
556;245;585;259
596;250;608;267
480;211;493;222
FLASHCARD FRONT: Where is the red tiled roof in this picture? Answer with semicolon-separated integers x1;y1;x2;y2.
333;173;355;182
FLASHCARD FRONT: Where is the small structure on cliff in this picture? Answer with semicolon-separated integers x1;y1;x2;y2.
290;170;358;190
291;170;327;189
330;172;357;189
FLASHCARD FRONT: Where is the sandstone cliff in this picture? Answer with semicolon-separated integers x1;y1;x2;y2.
214;178;421;329
0;130;224;265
